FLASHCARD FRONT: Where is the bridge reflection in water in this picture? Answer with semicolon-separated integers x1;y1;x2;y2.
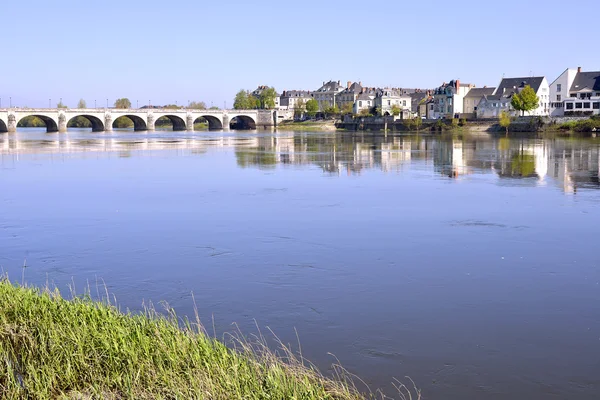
1;131;599;194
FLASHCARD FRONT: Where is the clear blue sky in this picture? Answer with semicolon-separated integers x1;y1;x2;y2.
2;0;598;108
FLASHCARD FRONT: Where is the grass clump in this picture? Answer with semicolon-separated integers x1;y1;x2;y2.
0;279;395;400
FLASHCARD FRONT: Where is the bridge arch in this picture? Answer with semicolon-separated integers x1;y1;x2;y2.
67;115;105;132
16;114;59;132
230;114;256;130
194;115;223;130
0;117;7;133
113;115;147;131
154;114;187;131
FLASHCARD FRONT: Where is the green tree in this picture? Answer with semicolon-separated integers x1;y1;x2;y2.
359;108;371;117
77;99;86;109
234;90;252;109
341;102;354;115
323;105;339;117
305;99;319;117
188;101;206;110
259;87;277;109
209;106;220;110
511;85;539;116
412;116;422;131
391;104;401;116
499;110;511;135
56;101;67;109
293;99;306;118
114;98;131;109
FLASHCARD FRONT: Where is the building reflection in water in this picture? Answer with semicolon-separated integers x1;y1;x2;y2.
1;130;599;194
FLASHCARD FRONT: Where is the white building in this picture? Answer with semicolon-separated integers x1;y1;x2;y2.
477;76;550;118
353;90;376;115
279;90;313;111
430;80;475;119
374;88;412;117
550;67;600;117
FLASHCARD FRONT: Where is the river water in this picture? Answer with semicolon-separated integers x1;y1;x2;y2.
1;128;599;399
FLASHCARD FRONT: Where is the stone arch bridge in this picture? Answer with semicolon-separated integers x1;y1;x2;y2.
0;108;284;133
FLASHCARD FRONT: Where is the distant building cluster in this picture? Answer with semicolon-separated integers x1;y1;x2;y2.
269;67;599;119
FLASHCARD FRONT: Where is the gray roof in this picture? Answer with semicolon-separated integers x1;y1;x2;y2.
570;71;600;92
495;77;545;96
316;80;344;92
356;92;375;100
340;82;363;94
482;94;508;102
281;90;312;98
465;87;496;98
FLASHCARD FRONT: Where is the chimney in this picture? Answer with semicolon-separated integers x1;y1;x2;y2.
359;81;362;86
338;80;341;85
578;66;582;73
347;81;351;89
456;79;460;90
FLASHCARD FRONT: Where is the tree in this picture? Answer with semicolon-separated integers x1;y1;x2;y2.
114;98;131;109
56;101;67;109
77;99;86;109
499;110;511;135
323;105;339;117
341;102;354;115
293;99;306;119
511;85;539;116
305;99;319;117
359;108;371;117
188;101;206;110
234;90;252;110
391;104;401;116
259;87;277;109
412;116;422;131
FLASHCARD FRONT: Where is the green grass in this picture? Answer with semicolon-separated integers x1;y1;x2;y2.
0;280;420;399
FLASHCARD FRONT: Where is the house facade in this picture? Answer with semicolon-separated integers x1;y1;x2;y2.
430;80;475;119
477;76;550;118
337;82;363;112
463;87;495;116
353;89;377;115
279;90;313;110
313;80;345;110
374;89;412;117
550;67;600;117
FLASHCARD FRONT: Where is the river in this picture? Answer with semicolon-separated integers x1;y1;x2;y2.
1;128;599;399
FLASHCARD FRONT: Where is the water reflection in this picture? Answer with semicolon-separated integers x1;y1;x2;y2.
3;130;599;194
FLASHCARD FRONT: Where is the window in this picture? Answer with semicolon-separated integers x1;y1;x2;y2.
596;92;600;97
583;102;591;109
593;102;600;109
581;93;587;99
557;95;561;101
557;84;562;92
359;101;362;107
542;88;547;92
566;103;574;110
575;102;583;109
387;100;391;106
403;100;406;106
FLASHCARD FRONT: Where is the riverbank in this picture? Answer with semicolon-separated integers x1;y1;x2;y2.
277;120;337;131
0;280;404;400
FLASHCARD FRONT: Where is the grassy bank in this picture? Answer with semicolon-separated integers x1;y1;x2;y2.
0;280;416;399
277;120;338;131
554;116;600;133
